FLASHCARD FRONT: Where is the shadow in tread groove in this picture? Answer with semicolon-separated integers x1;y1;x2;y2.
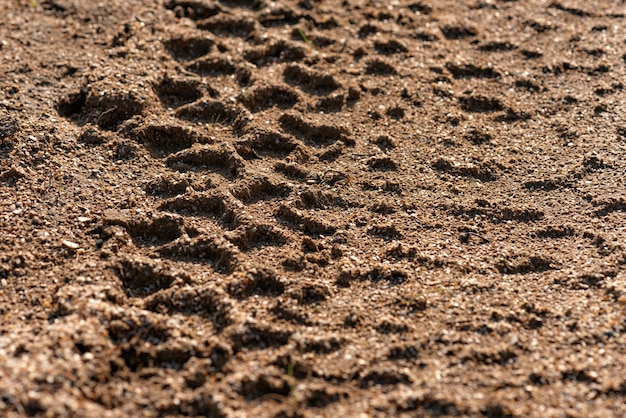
153;75;204;108
241;129;298;158
158;191;240;228
440;24;477;40
496;254;556;274
298;189;361;209
165;0;222;20
374;39;408;55
186;56;236;77
101;211;184;246
240;84;300;112
227;267;285;298
144;175;189;197
58;86;147;130
166;144;245;178
446;63;500;79
283;64;340;95
228;323;292;351
432;157;499;181
441;204;544;223
144;285;234;329
276;204;337;235
131;123;201;157
244;40;307;66
114;256;191;297
279;112;350;146
174;99;241;125
158;235;240;272
365;59;398;75
231;177;292;203
459;95;503;113
197;16;256;37
163;36;215;61
226;223;289;251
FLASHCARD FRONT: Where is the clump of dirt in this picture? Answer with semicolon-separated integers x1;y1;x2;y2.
2;0;626;416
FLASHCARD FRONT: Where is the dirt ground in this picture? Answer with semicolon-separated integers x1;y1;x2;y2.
1;0;626;416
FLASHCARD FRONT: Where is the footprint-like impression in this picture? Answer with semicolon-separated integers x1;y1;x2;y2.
432;157;498;181
240;84;300;113
440;23;477;40
186;56;236;77
197;15;256;37
283;64;340;95
458;95;504;113
446;63;500;79
244;40;307;66
374;39;408;55
158;191;241;228
143;174;189;197
365;59;398;75
226;223;289;251
258;4;302;27
166;143;245;179
298;189;360;210
279;112;350;146
114;255;191;297
144;284;234;329
163;35;215;61
495;254;556;275
227;267;285;298
231;176;292;203
58;85;149;130
102;210;185;247
165;0;222;20
131;122;201;157
158;235;241;272
276;203;337;236
478;41;516;52
153;75;204;108
239;128;298;158
174;99;241;125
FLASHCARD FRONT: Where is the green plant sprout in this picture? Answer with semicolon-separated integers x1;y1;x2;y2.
297;28;315;50
287;362;297;400
210;113;222;125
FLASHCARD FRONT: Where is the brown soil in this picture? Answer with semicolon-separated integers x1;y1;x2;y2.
1;0;626;416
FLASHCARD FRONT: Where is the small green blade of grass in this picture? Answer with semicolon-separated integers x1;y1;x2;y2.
297;27;314;50
287;362;297;400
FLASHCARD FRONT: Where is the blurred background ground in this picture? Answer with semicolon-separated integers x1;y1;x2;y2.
1;0;626;416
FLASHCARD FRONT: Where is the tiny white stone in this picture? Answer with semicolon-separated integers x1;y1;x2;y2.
62;240;80;250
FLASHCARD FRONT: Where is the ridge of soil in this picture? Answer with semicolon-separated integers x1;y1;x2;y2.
1;0;626;416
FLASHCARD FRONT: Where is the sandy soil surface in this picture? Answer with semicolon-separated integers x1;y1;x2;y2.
1;0;626;416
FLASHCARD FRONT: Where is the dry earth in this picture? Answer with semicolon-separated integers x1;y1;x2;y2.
1;0;626;416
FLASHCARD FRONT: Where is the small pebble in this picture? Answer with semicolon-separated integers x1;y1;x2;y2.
62;240;80;250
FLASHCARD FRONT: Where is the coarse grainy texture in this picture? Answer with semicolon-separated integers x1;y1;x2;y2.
1;0;626;416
